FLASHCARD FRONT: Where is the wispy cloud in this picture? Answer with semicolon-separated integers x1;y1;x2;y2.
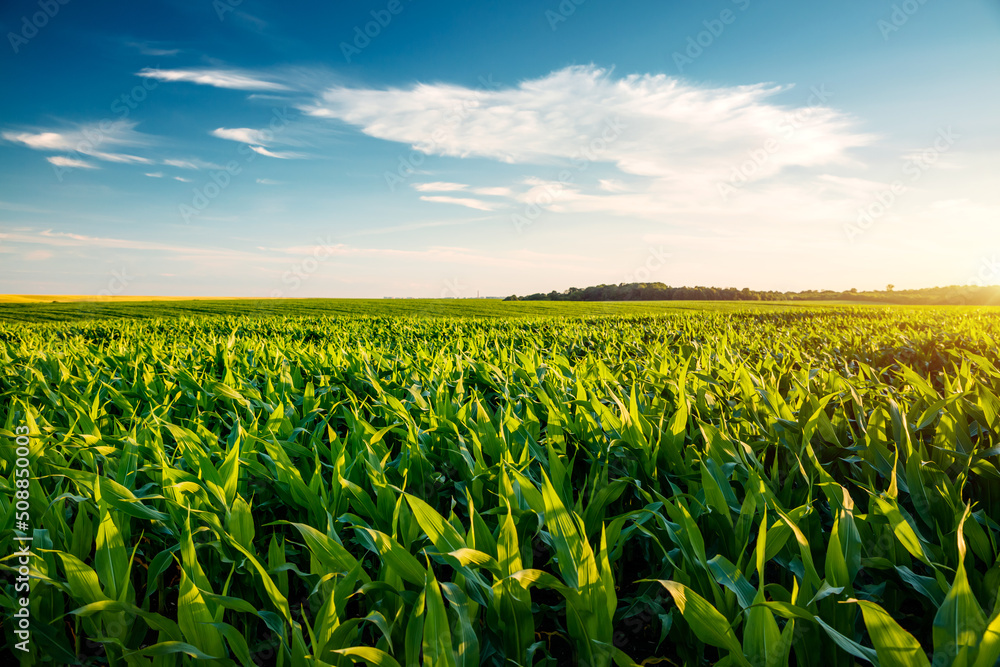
137;67;291;91
413;182;468;192
0;201;53;214
413;182;512;196
261;242;589;271
212;127;271;144
4;121;154;167
419;195;500;211
2;229;281;265
248;145;302;159
212;126;305;159
47;156;98;169
3;228;589;275
144;172;164;178
473;186;513;196
126;41;180;56
162;158;227;170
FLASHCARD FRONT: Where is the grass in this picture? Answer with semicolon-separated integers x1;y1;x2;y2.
1;305;999;665
0;296;970;325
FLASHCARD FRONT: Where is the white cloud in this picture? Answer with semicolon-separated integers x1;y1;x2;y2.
89;151;153;164
472;186;513;197
4;131;72;150
162;158;227;170
419;195;499;211
412;183;512;197
46;156;98;169
304;65;874;221
598;179;630;193
4;122;154;168
248;145;302;159
212;126;304;159
413;182;468;192
174;176;192;182
306;66;869;175
256;178;281;185
145;172;164;178
163;159;199;169
212;127;271;144
137;67;290;91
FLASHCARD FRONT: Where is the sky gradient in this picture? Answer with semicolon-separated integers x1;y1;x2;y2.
1;0;999;298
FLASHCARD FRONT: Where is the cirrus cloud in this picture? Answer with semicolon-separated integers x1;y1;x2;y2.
137;67;291;91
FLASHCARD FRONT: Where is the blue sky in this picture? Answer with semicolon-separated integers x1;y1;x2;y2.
1;0;998;297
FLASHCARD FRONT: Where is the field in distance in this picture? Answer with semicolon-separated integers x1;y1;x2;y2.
0;295;977;324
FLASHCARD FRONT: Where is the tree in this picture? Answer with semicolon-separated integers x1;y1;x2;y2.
887;284;895;292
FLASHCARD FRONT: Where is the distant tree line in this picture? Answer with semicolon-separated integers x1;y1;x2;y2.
503;283;1000;305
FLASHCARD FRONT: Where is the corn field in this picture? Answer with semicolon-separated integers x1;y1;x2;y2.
2;308;999;666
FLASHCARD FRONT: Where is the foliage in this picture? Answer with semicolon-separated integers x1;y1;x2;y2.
2;308;1000;665
507;282;1000;306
